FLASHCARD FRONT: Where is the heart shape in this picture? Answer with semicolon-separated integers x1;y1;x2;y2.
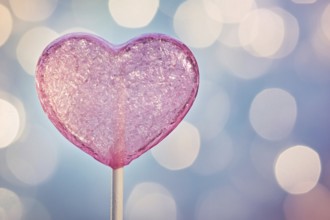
36;33;199;169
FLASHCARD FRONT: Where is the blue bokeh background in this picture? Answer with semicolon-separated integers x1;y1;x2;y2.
1;0;330;219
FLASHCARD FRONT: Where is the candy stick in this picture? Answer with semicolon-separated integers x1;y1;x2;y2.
111;167;124;220
111;81;126;220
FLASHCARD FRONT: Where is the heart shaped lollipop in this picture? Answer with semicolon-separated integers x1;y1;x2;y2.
36;33;199;169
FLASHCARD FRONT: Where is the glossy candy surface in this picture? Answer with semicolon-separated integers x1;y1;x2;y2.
36;33;199;169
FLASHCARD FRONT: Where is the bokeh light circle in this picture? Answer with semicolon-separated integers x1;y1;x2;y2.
126;182;176;220
151;121;200;170
6;126;59;186
249;88;297;140
321;4;330;43
239;8;285;57
275;145;321;194
0;4;13;47
21;198;51;220
9;0;58;22
0;188;23;220
203;0;256;23
217;45;273;79
0;99;21;148
173;0;223;48
16;26;58;75
108;0;159;28
271;7;300;58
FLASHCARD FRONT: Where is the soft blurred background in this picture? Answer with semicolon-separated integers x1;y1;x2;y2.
1;0;330;219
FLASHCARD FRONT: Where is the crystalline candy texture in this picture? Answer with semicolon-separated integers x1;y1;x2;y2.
36;33;199;169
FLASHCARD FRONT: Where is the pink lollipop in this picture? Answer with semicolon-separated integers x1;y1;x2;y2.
35;33;199;219
36;33;199;168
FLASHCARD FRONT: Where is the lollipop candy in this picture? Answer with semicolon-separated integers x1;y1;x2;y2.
35;33;199;219
36;33;199;168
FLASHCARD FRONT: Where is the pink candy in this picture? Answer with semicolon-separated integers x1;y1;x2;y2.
36;33;199;169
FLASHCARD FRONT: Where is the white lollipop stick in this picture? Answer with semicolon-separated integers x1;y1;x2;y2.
111;81;126;220
111;167;124;220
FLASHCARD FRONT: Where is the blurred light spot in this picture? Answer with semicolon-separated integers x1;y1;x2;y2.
312;25;330;60
219;5;299;55
0;188;23;220
284;184;330;220
108;0;159;28
6;126;59;186
9;0;58;22
16;26;58;75
151;121;200;170
201;0;223;23
294;38;330;83
0;155;24;188
21;198;51;220
173;0;222;48
0;93;26;147
239;8;285;57
0;99;21;148
217;45;273;79
249;88;297;140
192;132;233;175
291;0;317;4
0;96;27;186
0;5;13;47
196;186;252;220
275;145;321;194
271;7;299;58
321;4;330;43
126;182;176;220
203;0;256;23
